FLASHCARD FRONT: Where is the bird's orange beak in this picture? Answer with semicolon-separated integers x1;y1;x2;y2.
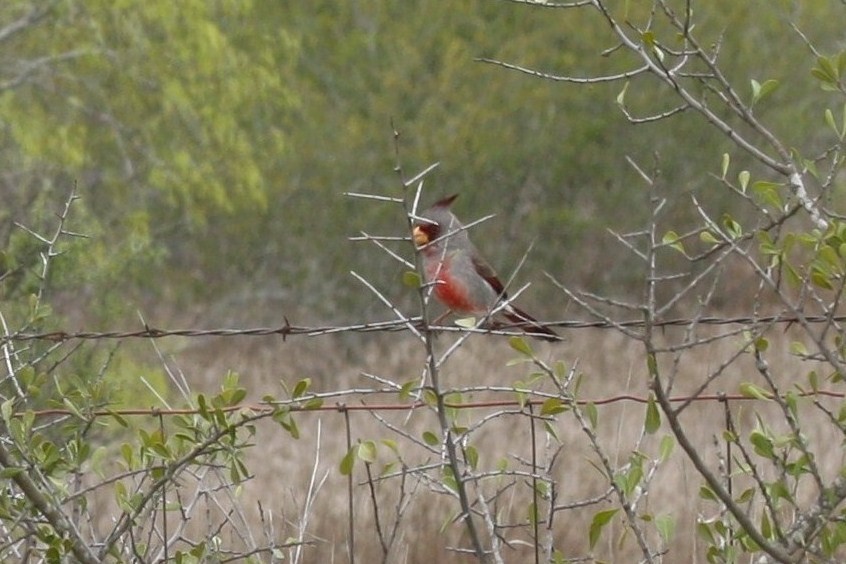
412;226;429;247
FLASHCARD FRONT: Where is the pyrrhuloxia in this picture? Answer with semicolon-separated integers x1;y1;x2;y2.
412;194;560;341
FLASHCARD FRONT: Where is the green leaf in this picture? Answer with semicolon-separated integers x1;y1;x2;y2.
543;420;560;442
540;397;568;416
751;78;778;106
589;508;619;549
454;316;477;328
617;457;643;496
1;399;13;426
527;501;539;525
399;380;417;401
655;514;675;543
736;487;755;503
222;370;240;390
228;387;246;405
662;230;685;254
422;431;440;446
381;439;399;455
63;397;84;420
506;356;532;367
749;430;774;459
121;443;134;467
808;370;819;392
722;214;742;239
276;412;300;439
659;435;674;462
107;409;129;428
402;270;421;288
697;521;716;544
825;108;840;138
738;170;750;193
700;230;719;244
811;267;834;290
769;479;793;503
752;181;783;209
303;397;323;410
197;393;209;419
784;262;802;287
497;457;509;472
699;485;717;501
513;384;528;409
819;244;841;269
114;480;128;505
381;461;397;476
720;153;730;178
422;389;438;407
645;396;660;434
339;447;356;475
761;511;772;539
553;361;567;380
442;467;458;493
819;55;838;79
616;81;629;107
750;78;761;100
358;440;377;464
641;31;655;49
509;336;533;356
464;445;479;469
739;382;772;400
584;402;598;429
292;378;310;398
812;55;840;90
789;341;808;356
0;467;24;479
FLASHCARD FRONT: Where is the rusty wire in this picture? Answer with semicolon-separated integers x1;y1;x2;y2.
15;390;845;421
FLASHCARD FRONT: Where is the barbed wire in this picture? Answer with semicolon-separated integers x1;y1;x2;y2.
6;313;841;421
1;313;840;344
17;389;845;420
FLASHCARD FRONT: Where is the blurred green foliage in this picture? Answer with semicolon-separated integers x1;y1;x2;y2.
1;0;843;324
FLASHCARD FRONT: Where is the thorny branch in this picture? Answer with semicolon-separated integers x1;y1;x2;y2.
482;0;828;229
390;135;491;560
488;3;846;555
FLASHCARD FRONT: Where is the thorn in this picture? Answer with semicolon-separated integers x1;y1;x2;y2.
281;316;291;342
46;331;68;342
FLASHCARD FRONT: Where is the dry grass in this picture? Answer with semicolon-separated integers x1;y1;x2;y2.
159;321;843;563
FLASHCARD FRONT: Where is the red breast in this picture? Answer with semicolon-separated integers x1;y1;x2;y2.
425;257;480;314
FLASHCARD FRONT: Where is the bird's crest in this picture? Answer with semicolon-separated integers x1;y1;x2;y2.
432;194;459;208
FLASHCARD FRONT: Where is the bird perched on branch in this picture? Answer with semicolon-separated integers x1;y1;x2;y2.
412;194;560;342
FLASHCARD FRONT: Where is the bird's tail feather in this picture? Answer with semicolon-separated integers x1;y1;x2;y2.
503;306;561;342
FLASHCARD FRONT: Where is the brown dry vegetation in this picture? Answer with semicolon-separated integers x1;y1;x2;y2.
135;320;839;563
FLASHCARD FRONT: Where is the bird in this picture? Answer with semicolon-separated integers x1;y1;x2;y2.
411;194;560;341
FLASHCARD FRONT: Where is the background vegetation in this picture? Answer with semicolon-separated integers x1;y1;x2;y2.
2;0;840;324
2;0;846;562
